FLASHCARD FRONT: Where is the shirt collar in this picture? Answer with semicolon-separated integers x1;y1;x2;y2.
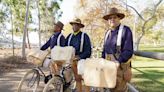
111;24;121;32
73;30;81;35
54;31;61;36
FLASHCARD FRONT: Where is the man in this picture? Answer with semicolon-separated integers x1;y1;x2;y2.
40;21;65;50
102;7;134;92
40;21;65;83
66;18;91;92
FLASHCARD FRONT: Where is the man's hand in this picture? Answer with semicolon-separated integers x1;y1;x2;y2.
74;55;80;61
75;75;83;81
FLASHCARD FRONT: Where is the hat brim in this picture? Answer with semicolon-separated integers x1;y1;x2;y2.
103;13;125;20
70;22;85;28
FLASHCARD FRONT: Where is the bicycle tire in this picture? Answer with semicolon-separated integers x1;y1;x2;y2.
17;69;40;92
43;76;63;92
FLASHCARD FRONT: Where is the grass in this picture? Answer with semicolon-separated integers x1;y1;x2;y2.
139;45;164;52
131;46;164;92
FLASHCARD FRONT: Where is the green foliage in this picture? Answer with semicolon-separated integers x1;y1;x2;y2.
0;10;7;23
48;2;60;12
145;16;157;30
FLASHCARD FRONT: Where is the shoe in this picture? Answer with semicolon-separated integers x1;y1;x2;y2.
44;74;52;84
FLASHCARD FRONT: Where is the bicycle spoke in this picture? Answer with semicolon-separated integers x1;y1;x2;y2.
17;69;39;92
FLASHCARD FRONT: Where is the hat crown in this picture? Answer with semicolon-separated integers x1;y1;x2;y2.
109;7;119;14
55;21;64;29
74;18;82;23
70;18;85;28
103;7;125;20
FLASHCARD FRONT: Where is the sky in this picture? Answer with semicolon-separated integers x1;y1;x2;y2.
58;0;162;24
59;0;77;24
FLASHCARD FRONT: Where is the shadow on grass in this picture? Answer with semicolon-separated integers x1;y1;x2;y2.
132;67;164;92
133;67;164;85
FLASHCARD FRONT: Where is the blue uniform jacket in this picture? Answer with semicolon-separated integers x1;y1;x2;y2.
40;32;65;50
66;31;91;59
102;25;134;63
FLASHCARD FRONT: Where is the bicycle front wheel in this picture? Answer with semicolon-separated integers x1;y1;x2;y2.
17;69;40;92
43;76;63;92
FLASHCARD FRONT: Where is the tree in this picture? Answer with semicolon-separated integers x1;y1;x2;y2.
0;0;26;56
21;0;63;58
37;0;63;43
22;0;30;59
10;2;15;56
36;0;41;47
121;0;163;50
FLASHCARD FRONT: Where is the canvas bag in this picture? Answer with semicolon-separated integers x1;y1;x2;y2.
51;46;75;63
82;58;119;88
51;46;75;82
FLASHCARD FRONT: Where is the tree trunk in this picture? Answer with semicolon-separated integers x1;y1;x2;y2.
135;22;145;50
37;0;41;47
10;6;14;56
135;34;143;50
22;0;30;59
26;29;31;49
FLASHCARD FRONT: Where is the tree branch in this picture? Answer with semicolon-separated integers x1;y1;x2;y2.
120;0;145;21
146;0;163;21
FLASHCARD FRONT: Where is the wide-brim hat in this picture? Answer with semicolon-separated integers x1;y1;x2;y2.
103;7;125;20
70;18;84;28
54;21;64;30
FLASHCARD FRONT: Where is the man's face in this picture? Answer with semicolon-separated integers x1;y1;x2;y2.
54;25;61;32
72;23;81;32
108;15;121;28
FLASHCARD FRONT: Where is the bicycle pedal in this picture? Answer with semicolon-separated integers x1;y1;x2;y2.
44;74;52;84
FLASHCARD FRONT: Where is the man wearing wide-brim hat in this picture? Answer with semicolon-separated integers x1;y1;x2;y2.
66;18;91;92
102;7;134;92
40;21;66;83
40;21;65;50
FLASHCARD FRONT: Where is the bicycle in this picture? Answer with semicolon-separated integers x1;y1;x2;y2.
17;56;54;92
43;62;75;92
17;46;75;92
42;46;76;92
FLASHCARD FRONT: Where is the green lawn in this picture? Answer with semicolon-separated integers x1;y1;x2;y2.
139;45;164;52
131;46;164;92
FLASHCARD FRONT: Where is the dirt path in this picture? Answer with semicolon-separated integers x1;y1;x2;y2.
0;69;30;92
0;68;46;92
0;49;46;92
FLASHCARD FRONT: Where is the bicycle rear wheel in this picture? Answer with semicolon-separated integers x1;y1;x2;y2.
17;69;40;92
43;76;63;92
